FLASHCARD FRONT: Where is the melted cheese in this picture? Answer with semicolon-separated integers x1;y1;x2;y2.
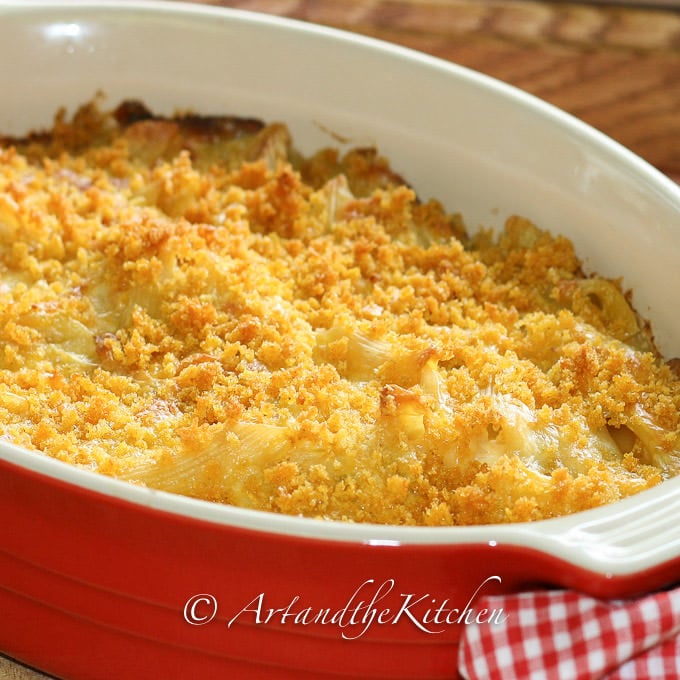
0;100;678;525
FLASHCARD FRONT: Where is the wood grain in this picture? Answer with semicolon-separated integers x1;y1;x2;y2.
197;0;680;182
0;657;51;680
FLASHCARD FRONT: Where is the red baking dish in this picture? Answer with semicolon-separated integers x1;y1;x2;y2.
2;444;680;679
0;2;679;679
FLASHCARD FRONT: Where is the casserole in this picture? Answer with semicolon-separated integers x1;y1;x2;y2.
0;2;679;679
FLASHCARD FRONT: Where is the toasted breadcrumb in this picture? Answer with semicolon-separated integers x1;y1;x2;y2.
0;99;678;525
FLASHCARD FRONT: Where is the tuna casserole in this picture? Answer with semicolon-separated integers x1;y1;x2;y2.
0;99;679;526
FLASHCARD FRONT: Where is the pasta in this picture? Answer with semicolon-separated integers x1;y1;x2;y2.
0;98;678;525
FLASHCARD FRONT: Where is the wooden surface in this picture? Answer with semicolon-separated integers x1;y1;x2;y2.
2;1;678;679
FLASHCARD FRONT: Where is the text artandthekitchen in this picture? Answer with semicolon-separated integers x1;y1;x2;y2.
183;576;507;640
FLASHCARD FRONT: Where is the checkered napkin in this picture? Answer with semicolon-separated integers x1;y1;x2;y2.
458;585;680;679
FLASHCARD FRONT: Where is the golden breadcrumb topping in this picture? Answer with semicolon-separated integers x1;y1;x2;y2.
0;99;678;525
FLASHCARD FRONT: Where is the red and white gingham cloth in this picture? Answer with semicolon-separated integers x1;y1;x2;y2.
458;585;680;679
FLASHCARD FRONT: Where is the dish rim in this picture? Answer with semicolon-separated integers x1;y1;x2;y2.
4;433;680;579
1;0;678;205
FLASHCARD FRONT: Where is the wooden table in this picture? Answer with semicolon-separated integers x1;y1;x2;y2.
2;0;678;678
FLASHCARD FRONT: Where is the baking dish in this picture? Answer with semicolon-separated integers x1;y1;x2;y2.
0;2;679;679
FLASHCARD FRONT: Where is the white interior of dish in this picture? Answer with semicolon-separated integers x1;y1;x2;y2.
0;0;679;573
